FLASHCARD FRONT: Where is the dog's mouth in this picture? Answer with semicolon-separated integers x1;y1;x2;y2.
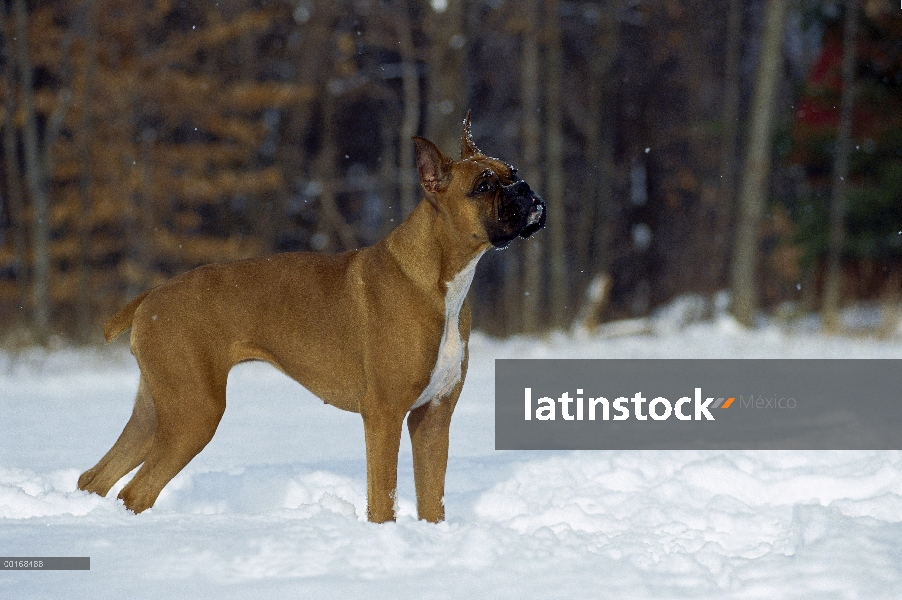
518;196;546;239
489;183;547;249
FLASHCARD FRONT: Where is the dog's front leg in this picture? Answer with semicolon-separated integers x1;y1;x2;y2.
407;381;462;523
361;408;405;522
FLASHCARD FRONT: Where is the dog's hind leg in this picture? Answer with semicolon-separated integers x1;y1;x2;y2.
78;376;157;496
115;373;227;513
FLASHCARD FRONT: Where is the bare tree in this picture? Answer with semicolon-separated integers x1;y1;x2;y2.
520;0;543;334
1;13;28;320
425;0;466;156
75;0;98;343
544;0;566;328
397;0;421;218
728;0;788;327
576;2;620;329
315;93;357;253
713;0;743;299
13;0;51;343
822;0;858;332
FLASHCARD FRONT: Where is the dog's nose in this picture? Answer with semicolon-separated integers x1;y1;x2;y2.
518;194;546;239
503;180;531;197
527;198;544;225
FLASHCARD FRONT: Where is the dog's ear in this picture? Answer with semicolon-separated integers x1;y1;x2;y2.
413;136;453;202
460;110;481;160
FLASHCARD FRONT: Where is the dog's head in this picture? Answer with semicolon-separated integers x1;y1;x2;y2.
413;113;546;250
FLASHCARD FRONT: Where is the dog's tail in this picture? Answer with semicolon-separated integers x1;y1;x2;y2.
103;290;152;343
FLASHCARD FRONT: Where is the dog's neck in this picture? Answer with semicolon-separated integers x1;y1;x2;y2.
379;199;487;294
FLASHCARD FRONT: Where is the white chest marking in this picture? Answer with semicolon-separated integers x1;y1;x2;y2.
410;253;484;411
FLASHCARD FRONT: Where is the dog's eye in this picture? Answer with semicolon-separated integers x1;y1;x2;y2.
475;180;495;194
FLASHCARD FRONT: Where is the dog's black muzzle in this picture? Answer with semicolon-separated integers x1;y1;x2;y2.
491;178;546;248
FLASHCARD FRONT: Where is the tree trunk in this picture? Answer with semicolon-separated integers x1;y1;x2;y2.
728;0;788;327
126;20;153;297
544;0;566;328
397;1;421;218
1;16;28;322
315;91;356;253
14;0;51;344
822;0;858;333
76;0;98;343
713;0;743;299
520;0;543;334
380;118;399;239
425;0;465;157
274;11;326;253
137;133;156;289
578;1;619;319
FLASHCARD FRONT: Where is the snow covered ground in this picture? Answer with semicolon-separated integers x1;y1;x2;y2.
2;305;902;598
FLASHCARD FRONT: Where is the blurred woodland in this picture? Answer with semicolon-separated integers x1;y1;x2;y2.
1;0;901;345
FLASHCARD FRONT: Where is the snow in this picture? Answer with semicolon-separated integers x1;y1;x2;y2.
2;306;902;598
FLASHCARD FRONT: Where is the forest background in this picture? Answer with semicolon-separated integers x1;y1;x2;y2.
1;0;900;345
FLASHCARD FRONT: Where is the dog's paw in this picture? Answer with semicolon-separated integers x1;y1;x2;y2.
117;484;156;514
77;469;99;493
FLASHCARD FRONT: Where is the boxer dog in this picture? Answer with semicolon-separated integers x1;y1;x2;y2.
78;113;545;522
